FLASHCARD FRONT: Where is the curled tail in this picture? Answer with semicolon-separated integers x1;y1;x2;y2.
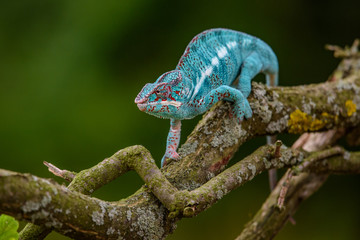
266;73;278;190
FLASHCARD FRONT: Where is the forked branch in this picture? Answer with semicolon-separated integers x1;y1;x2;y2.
0;41;358;239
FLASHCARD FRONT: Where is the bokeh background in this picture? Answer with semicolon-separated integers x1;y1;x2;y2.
1;0;360;239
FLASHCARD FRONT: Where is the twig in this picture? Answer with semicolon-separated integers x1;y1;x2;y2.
14;41;360;239
2;148;360;239
277;169;292;209
43;161;76;182
325;39;360;58
273;140;282;158
237;41;360;239
277;146;345;209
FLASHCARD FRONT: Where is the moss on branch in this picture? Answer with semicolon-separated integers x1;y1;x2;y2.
4;42;360;239
236;41;360;239
236;172;328;240
2;143;360;239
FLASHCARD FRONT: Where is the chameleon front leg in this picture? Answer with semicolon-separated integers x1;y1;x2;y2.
161;119;181;167
202;85;252;123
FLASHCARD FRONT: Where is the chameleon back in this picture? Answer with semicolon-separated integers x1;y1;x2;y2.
176;28;278;101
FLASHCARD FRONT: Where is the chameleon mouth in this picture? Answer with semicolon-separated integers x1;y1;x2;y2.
134;97;147;104
136;103;147;111
136;101;182;110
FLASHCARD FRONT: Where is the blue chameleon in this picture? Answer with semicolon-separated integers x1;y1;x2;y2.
135;28;278;167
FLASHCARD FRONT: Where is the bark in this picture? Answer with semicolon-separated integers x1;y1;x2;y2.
1;147;359;239
236;40;360;240
0;41;358;239
236;149;360;240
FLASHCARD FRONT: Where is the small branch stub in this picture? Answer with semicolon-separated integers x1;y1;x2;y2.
43;161;76;182
183;206;196;217
276;146;345;209
325;39;360;58
273;140;282;158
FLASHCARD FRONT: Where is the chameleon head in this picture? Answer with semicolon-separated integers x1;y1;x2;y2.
135;70;193;119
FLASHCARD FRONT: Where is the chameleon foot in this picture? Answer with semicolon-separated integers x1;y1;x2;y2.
232;98;253;123
161;151;180;167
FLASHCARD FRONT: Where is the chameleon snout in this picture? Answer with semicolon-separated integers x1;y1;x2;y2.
134;96;146;104
136;103;147;112
134;95;148;111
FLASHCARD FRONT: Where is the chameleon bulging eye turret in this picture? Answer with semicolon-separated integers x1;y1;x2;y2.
135;28;278;167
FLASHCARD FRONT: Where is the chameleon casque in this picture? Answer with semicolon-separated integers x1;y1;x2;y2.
135;28;278;167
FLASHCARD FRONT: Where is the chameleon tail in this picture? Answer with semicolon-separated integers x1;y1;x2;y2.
266;72;278;190
266;72;278;87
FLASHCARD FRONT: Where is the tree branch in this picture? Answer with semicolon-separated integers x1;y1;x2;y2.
236;40;360;240
1;41;359;239
236;171;329;240
1;145;359;239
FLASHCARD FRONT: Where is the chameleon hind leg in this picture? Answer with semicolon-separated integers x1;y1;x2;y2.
239;52;279;190
237;52;264;98
161;119;181;167
203;85;252;123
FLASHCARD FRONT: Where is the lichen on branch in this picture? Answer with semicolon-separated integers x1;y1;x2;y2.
1;143;360;239
2;41;360;239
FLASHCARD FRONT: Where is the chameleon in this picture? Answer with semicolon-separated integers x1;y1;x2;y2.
135;28;278;168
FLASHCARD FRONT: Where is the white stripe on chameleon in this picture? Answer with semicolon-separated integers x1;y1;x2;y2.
211;56;219;66
162;101;182;107
242;38;251;47
226;41;237;49
192;44;229;100
192;66;213;99
139;101;182;107
204;66;213;76
217;46;228;59
191;42;237;100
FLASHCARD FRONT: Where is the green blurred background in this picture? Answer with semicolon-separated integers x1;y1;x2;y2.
1;0;359;239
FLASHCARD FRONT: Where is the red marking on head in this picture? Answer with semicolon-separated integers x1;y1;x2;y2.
190;35;199;44
183;49;190;58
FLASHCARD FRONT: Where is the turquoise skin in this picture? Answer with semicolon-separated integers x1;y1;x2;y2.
135;28;278;166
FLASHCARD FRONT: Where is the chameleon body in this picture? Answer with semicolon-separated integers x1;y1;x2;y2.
135;28;278;166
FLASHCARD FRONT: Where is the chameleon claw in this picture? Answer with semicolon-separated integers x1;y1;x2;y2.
232;106;245;123
232;98;252;123
244;100;253;119
161;156;167;167
171;151;180;159
161;151;180;167
244;106;253;119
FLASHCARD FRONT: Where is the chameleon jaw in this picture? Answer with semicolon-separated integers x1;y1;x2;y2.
137;100;182;109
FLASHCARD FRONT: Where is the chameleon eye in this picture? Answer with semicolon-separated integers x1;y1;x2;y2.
155;90;168;98
155;90;165;98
